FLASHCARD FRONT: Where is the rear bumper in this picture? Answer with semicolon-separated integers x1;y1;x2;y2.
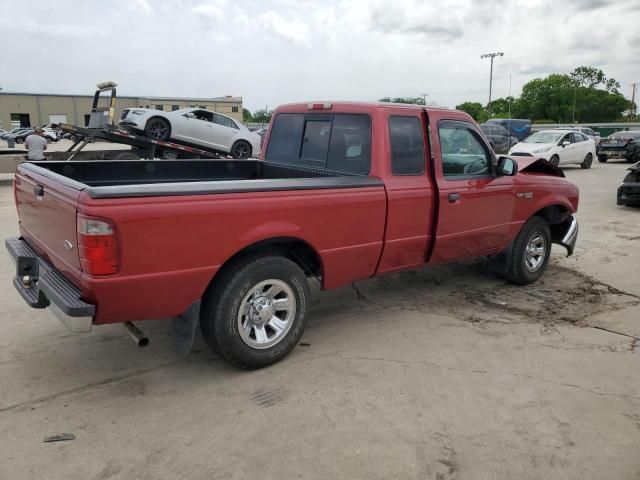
5;237;95;332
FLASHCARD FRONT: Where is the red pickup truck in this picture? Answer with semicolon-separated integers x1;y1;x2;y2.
6;102;579;369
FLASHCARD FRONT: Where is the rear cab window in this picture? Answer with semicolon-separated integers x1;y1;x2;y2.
389;116;425;175
265;113;371;174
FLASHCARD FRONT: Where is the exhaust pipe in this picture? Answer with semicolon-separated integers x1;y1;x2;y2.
123;322;149;348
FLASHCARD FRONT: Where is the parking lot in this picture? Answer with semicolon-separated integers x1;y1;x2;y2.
0;161;638;479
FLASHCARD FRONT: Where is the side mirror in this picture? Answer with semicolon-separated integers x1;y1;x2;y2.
561;140;570;147
184;112;195;119
497;156;518;176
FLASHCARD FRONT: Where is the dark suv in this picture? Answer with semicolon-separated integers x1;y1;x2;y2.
480;124;518;154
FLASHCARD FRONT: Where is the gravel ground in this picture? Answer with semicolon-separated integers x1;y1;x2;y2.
0;160;638;480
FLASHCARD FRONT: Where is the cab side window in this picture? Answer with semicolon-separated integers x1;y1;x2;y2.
438;121;491;177
389;116;425;175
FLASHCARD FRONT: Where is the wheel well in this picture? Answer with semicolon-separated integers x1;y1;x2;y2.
146;116;171;133
533;205;571;243
211;237;322;286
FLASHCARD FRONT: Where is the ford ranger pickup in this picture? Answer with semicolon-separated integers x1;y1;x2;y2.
6;102;579;369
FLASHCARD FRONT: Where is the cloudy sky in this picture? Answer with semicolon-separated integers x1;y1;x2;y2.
1;0;639;112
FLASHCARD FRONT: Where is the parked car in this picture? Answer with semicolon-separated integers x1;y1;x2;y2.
509;129;596;168
10;129;58;144
119;107;261;159
6;101;579;369
486;118;532;141
1;128;30;140
9;129;35;144
480;123;518;154
567;127;600;143
617;161;640;206
0;128;8;137
597;131;640;163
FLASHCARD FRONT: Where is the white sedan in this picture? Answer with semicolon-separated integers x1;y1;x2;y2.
119;107;261;159
509;129;596;169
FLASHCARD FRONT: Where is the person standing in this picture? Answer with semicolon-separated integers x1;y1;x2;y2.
24;127;48;160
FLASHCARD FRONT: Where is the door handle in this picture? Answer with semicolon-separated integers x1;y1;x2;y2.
448;192;460;203
34;185;44;196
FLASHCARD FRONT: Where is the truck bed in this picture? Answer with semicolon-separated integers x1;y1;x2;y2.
20;160;382;198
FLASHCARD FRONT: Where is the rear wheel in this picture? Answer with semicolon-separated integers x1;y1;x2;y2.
505;216;552;285
200;255;310;369
598;154;608;163
549;155;560;167
144;118;171;141
580;152;593;169
231;140;251;159
15;138;24;144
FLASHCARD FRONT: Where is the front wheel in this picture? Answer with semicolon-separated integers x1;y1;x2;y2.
505;216;552;285
144;118;171;140
580;152;593;169
15;138;24;144
200;255;310;369
231;140;251;159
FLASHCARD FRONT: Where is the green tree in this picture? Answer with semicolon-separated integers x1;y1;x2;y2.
243;108;253;122
378;97;426;105
515;69;629;122
455;102;488;122
252;108;272;124
486;97;516;116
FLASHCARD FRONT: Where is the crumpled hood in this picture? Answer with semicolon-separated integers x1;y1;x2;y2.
514;156;565;177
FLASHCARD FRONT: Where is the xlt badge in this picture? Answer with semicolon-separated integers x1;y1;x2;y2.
516;192;533;199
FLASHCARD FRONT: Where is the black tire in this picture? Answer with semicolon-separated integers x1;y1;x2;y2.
231;140;252;159
111;151;140;160
46;137;52;144
200;255;310;369
549;155;560;167
598;155;608;163
505;216;552;285
580;153;593;169
15;138;24;144
144;117;171;140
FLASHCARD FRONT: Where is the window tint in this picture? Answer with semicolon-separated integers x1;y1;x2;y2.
438;122;491;177
265;113;371;174
214;113;237;129
389;116;425;175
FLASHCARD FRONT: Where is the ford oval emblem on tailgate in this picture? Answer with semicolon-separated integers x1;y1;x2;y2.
63;240;74;251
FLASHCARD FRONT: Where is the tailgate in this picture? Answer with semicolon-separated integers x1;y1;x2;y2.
14;167;83;282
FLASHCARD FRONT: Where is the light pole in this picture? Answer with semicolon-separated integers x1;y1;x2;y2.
629;83;637;125
480;52;504;116
420;93;428;106
572;85;577;123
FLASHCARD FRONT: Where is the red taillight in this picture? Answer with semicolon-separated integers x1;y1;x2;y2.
77;215;119;275
307;102;332;110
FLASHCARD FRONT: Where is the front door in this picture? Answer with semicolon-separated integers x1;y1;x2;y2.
429;118;517;263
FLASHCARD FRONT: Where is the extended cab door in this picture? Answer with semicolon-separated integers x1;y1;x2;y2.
376;110;436;274
429;117;517;263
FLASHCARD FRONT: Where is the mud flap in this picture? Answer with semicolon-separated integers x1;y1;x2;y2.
172;300;201;357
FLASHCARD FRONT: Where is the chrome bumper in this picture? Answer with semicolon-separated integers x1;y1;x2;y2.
5;237;95;333
558;217;578;256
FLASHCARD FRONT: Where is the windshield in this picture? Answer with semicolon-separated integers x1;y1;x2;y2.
523;131;564;143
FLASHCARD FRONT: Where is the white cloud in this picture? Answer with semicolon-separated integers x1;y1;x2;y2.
192;2;227;20
259;11;311;47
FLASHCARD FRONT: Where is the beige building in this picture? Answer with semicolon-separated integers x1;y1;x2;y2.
0;91;243;130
